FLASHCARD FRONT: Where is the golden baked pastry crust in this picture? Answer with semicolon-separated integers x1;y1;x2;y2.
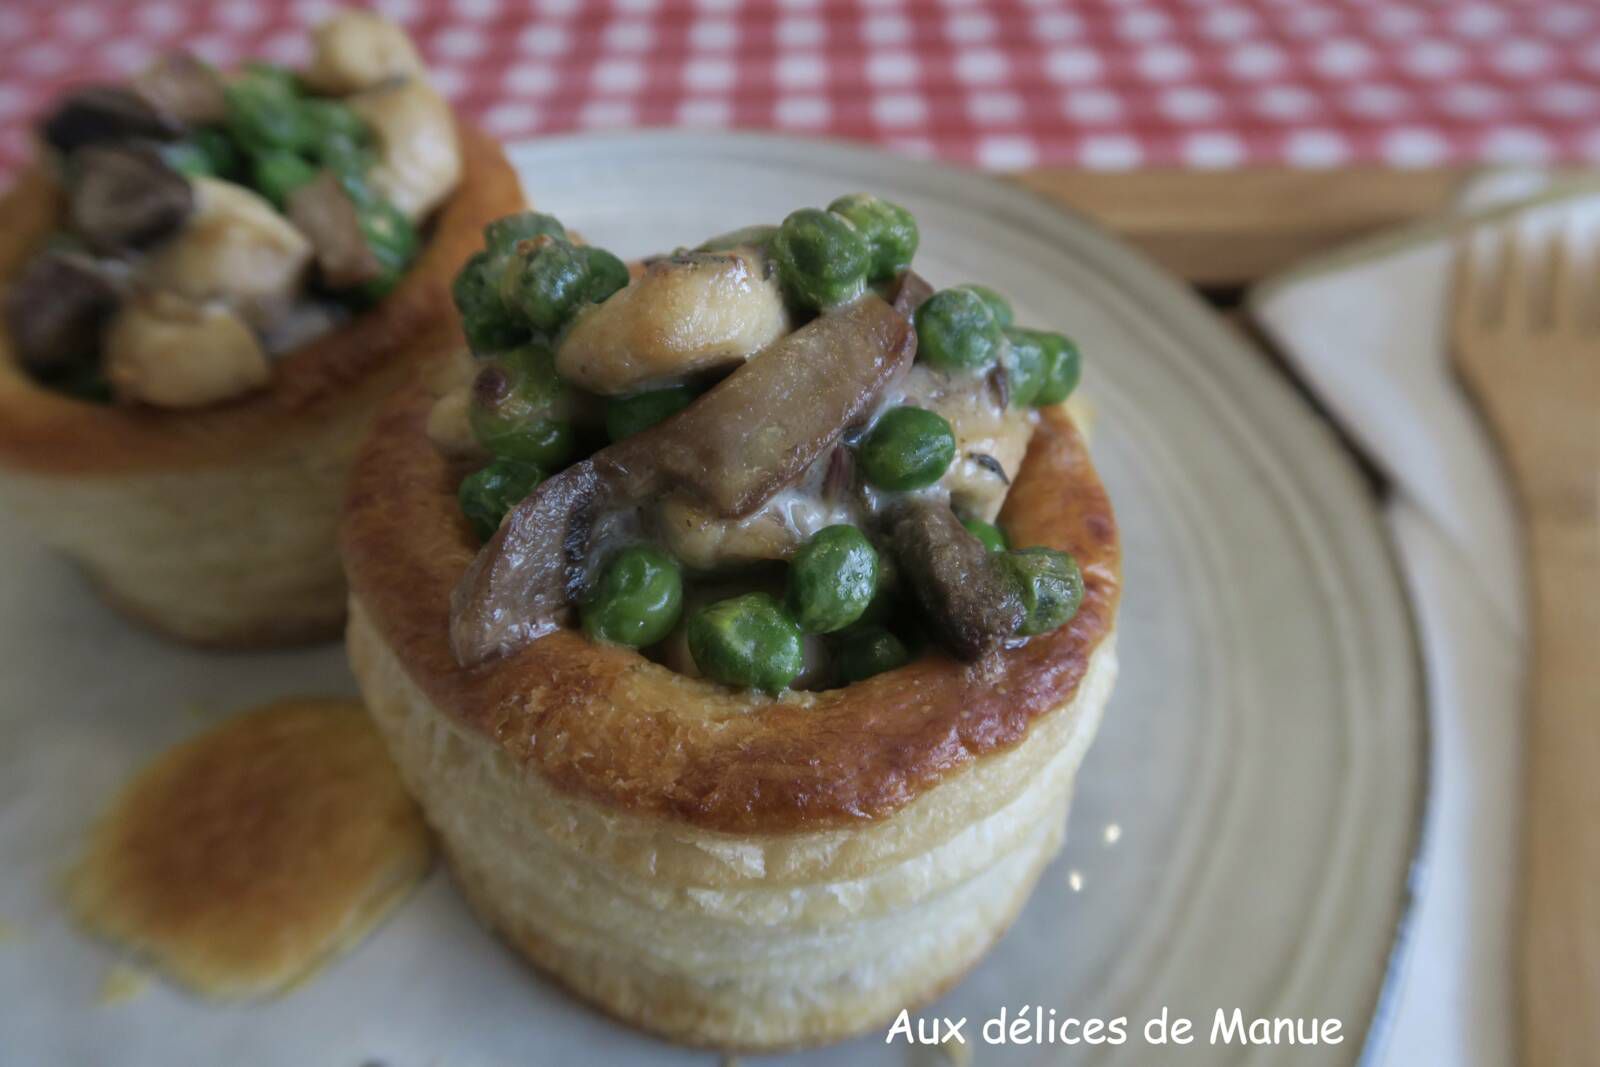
346;591;1115;1047
341;385;1120;833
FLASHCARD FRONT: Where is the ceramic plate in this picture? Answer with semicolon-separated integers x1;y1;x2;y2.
0;133;1424;1066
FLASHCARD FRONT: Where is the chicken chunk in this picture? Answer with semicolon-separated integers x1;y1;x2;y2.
899;363;1033;523
303;10;425;96
555;248;790;395
104;291;270;408
145;177;312;329
348;78;461;222
657;490;852;571
426;385;488;460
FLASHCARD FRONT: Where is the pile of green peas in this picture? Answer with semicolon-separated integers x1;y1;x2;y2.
167;62;420;301
769;194;919;311
452;211;632;539
449;203;1091;690
569;524;913;693
683;523;902;691
654;517;1079;692
915;284;1081;407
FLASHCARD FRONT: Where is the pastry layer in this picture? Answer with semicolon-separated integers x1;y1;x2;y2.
349;599;1116;1047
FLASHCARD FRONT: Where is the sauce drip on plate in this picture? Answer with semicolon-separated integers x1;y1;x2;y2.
70;698;431;998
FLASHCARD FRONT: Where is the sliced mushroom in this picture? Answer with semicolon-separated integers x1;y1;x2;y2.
888;498;1024;660
132;52;227;126
104;291;270;408
287;170;382;289
347;78;460;222
39;86;180;154
145;177;312;329
68;143;193;253
303;10;425;95
892;269;934;318
450;293;916;665
555;248;791;395
3;251;118;374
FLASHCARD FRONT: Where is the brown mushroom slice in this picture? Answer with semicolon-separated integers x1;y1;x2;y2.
39;86;182;154
104;291;270;409
69;143;193;253
3;251;119;375
450;294;916;665
287;171;382;289
892;269;934;318
132;53;227;126
554;248;790;395
642;292;914;517
888;498;1024;660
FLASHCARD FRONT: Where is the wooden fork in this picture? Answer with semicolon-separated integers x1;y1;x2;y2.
1452;226;1600;1067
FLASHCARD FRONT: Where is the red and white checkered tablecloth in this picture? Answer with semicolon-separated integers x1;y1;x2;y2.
2;0;1599;178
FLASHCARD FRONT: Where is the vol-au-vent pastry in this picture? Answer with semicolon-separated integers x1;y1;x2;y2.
342;197;1120;1048
0;10;524;646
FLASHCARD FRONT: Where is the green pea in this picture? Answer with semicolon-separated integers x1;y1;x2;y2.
914;288;1004;374
1006;547;1085;636
306;100;373;186
1000;327;1051;407
251;151;318;208
499;235;626;335
303;98;368;146
223;73;314;156
832;626;910;685
770;207;872;311
605;384;697;442
786;525;879;634
858;406;956;491
581;546;684;648
484;212;566;253
697;223;778;254
162;127;242;179
161;141;213;177
827;194;918;281
468;344;578;468
458;458;543;541
321;134;374;188
687;592;805;693
582;246;630;304
959;283;1013;328
452;251;528;353
961;517;1009;552
1032;331;1082;405
352;193;419;301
